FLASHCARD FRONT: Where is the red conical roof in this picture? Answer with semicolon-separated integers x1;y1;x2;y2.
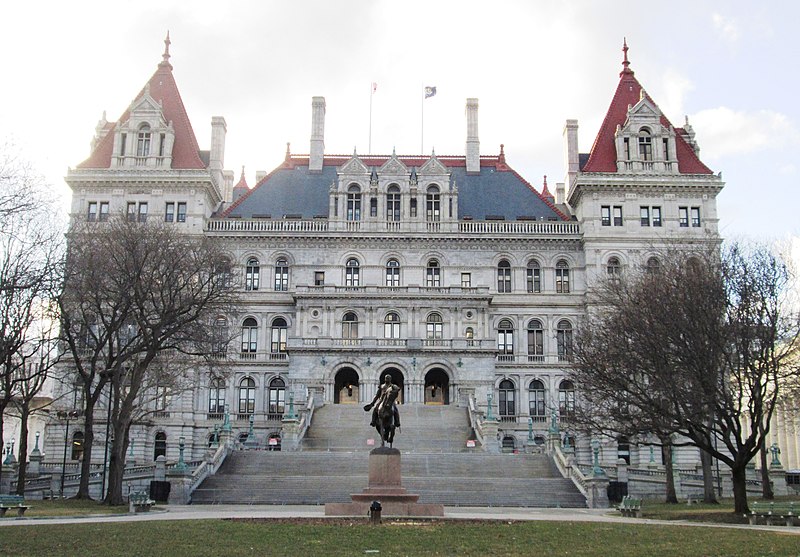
77;34;205;170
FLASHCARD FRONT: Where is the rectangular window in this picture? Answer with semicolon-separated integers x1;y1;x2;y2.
652;206;662;227
127;202;136;222
691;207;701;227
410;198;418;218
613;206;623;226
601;206;611;226
662;138;669;161
369;198;377;217
640;206;649;226
165;202;175;222
314;271;325;286
177;202;187;223
87;202;98;222
623;138;630;160
119;133;127;156
461;273;471;288
159;133;166;157
138;202;148;222
679;206;689;227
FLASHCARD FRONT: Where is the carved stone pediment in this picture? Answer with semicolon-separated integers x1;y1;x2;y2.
419;153;448;176
379;152;408;176
339;154;369;176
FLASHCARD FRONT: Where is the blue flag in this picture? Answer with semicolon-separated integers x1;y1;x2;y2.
424;86;437;99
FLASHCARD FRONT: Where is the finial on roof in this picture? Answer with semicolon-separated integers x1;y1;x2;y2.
498;144;506;164
620;37;634;77
392;146;396;156
240;165;245;179
285;142;291;161
431;147;436;157
353;146;358;156
160;31;173;69
541;175;554;200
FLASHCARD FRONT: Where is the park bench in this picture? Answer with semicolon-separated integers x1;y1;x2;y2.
0;495;29;517
746;501;799;527
128;491;155;513
617;495;642;518
685;491;704;505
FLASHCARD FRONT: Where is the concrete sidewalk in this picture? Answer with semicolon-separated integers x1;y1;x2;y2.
0;504;799;535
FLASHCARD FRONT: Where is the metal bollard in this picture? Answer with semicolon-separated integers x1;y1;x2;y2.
369;500;382;524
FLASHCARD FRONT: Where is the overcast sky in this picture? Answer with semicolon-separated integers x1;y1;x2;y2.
1;0;798;249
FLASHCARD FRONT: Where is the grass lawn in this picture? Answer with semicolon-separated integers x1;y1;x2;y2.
0;518;798;557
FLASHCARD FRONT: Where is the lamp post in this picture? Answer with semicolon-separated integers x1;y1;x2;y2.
58;410;79;497
174;436;187;473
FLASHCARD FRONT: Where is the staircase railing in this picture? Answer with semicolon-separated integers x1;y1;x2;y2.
467;394;485;447
297;392;316;441
189;439;232;496
553;444;589;498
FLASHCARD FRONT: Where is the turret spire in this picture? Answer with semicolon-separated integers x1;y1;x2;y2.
160;31;173;69
620;37;633;77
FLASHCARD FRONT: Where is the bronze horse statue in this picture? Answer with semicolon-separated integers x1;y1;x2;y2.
364;373;401;447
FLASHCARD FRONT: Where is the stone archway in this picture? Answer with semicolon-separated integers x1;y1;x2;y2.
334;367;360;404
424;368;450;405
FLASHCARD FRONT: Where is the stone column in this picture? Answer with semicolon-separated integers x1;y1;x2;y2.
281;417;300;451
482;420;500;453
585;475;610;508
167;468;192;505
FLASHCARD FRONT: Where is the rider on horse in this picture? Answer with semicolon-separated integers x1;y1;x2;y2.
364;373;401;431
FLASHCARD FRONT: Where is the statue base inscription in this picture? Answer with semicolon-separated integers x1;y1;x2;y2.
325;447;444;517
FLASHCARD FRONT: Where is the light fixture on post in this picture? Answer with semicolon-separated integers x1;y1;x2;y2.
175;436;187;473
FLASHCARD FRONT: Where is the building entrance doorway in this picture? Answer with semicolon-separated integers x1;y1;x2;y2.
381;367;404;404
424;368;449;405
334;368;360;403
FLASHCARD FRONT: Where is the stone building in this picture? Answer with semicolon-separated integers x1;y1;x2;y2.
45;37;727;471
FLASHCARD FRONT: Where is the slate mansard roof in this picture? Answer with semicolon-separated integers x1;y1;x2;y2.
221;154;569;222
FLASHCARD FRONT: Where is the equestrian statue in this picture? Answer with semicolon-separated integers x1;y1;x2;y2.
364;373;402;447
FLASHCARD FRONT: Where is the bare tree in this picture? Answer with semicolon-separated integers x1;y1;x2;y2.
570;241;799;514
59;216;236;504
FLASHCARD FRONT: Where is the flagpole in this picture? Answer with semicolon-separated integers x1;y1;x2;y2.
369;83;373;154
420;83;424;153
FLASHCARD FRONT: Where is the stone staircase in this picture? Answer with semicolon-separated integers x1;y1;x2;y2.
192;403;586;508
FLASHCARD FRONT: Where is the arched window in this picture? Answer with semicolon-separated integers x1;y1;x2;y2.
136;124;151;157
646;256;661;274
270;317;287;354
385;259;400;287
527;260;541;293
153;432;166;460
342;312;359;343
386;185;401;221
559;379;575;419
268;377;285;417
426;185;440;221
426;312;443;339
555;260;570;293
208;377;226;414
527;319;544;361
212;317;228;356
638;128;653;161
497;260;512;293
241;317;258;354
346;184;361;221
498;379;516;419
529;379;546;420
556;320;573;362
497;319;514;360
213;257;233;289
245;258;260;291
238;377;256;414
425;259;440;287
384;312;400;339
71;431;85;460
465;327;474;346
345;258;360;287
607;257;621;278
274;258;289;291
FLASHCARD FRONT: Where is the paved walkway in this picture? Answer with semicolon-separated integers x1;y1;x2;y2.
1;505;799;534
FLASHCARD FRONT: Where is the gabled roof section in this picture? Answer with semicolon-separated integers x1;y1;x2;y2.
582;41;712;175
77;33;206;170
222;152;570;222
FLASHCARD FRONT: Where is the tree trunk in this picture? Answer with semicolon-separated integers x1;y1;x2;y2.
662;440;678;504
15;409;29;496
0;410;5;489
75;403;95;499
700;449;718;504
759;429;774;500
104;420;129;506
731;464;750;514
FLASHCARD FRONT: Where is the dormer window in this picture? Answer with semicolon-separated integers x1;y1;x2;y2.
426;185;440;221
346;185;361;221
137;124;152;157
638;128;652;161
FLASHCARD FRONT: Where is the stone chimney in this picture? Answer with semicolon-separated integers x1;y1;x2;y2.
563;119;579;189
310;96;326;172
465;98;480;174
210;116;227;188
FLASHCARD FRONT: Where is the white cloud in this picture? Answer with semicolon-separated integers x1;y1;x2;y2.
657;69;694;121
712;12;741;44
690;107;800;158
